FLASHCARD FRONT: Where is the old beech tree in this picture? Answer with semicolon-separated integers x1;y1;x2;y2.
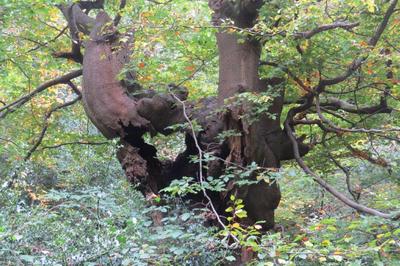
2;0;400;229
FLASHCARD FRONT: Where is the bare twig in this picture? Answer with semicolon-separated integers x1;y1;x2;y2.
339;136;389;168
321;133;360;201
147;0;173;5
29;26;68;53
24;95;82;160
0;137;21;148
39;141;108;150
259;61;311;92
319;107;355;126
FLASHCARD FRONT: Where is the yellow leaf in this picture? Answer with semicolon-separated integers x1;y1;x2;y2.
321;239;331;247
232;223;240;228
140;11;152;18
49;7;60;22
363;0;375;12
301;39;310;50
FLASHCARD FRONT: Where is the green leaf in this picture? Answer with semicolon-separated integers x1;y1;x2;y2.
225;206;234;213
117;235;127;246
181;213;191;221
20;255;35;263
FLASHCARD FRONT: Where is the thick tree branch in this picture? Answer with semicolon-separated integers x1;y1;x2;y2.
294;21;360;39
113;0;126;26
0;69;83;119
77;0;105;11
284;119;400;220
320;96;392;114
56;2;100;63
315;95;400;134
66;81;82;96
316;0;398;91
368;0;398;47
317;58;364;90
320;107;356;126
52;51;82;63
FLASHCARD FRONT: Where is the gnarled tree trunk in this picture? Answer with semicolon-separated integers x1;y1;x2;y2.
58;0;310;231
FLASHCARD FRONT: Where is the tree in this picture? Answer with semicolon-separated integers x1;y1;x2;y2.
1;0;399;233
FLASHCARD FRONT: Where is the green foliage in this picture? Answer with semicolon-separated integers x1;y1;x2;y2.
1;0;400;265
161;176;202;196
0;152;229;265
224;91;278;123
250;216;400;265
221;195;264;252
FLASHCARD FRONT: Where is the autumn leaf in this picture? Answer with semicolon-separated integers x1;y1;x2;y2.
185;65;196;72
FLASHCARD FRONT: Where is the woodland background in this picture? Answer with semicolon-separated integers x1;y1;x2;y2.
0;0;399;265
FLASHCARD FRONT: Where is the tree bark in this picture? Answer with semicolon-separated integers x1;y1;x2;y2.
209;0;282;229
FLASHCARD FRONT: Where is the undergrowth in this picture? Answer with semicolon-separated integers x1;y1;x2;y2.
0;143;399;265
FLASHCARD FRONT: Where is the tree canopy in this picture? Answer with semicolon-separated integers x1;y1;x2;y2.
0;0;399;264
